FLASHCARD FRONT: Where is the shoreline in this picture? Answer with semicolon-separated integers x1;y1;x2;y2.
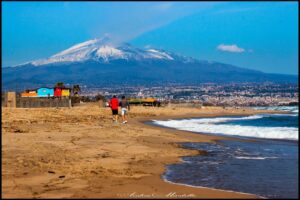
130;108;288;198
2;105;287;198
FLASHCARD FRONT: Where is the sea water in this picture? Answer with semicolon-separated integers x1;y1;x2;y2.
152;106;299;198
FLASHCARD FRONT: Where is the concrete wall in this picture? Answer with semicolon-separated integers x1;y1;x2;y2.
2;92;17;107
16;97;71;108
2;92;77;108
2;93;7;107
7;92;17;107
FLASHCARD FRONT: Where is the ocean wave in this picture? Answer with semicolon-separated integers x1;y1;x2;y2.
153;116;298;141
235;156;278;160
253;106;298;113
266;113;298;117
181;115;264;124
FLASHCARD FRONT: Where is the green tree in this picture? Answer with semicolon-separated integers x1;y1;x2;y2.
72;85;81;96
56;82;65;88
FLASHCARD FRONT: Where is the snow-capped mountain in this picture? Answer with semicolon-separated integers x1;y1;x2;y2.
19;37;190;67
3;37;297;90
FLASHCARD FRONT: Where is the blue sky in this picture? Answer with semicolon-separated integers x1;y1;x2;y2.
2;2;298;75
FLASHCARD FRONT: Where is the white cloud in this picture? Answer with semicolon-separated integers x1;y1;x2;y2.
217;44;245;53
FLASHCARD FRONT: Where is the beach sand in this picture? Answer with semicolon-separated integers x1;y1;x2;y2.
2;104;282;198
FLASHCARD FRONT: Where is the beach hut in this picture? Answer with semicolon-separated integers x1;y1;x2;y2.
21;90;38;97
37;88;54;97
54;87;62;97
61;88;71;97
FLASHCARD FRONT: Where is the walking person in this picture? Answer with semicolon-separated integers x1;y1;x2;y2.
119;96;130;124
109;95;119;123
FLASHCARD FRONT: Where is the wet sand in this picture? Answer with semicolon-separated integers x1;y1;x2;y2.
2;103;282;198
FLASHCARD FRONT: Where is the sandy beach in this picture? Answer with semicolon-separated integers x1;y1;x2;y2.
2;104;283;198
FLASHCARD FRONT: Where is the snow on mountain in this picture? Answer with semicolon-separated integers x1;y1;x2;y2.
96;45;125;61
21;37;180;67
146;49;174;60
54;38;101;57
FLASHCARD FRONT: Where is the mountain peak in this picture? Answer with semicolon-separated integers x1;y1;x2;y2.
29;37;119;66
18;37;180;67
52;36;118;57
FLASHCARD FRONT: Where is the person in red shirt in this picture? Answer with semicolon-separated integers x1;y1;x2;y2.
109;95;119;123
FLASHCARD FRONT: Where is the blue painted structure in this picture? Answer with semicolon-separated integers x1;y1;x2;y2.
37;88;54;97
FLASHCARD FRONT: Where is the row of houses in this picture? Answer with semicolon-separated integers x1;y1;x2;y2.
21;87;71;98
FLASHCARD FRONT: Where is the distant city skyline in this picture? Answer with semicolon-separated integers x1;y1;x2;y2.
2;1;298;75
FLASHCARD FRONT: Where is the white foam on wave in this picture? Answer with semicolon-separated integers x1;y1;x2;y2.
152;115;298;141
180;115;264;124
269;113;298;117
235;156;278;160
253;106;298;113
